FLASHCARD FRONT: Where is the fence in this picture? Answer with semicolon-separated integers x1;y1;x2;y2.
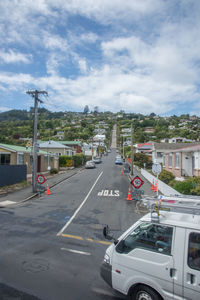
141;168;181;196
0;165;27;187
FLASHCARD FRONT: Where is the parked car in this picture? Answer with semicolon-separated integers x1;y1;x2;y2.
85;160;96;169
115;157;123;165
108;149;111;153
93;156;102;164
123;163;130;173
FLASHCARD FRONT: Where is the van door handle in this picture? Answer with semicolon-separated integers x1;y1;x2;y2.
170;268;176;278
187;273;195;284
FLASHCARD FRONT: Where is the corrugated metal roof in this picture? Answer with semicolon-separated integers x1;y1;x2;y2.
0;143;48;154
154;142;199;151
39;140;68;149
59;141;82;145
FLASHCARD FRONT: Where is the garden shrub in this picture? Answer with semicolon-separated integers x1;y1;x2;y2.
72;154;86;167
173;180;194;194
158;170;175;184
59;155;73;167
50;168;58;174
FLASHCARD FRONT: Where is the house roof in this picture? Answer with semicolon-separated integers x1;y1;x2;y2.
59;141;82;146
39;140;69;149
170;144;200;153
153;142;199;151
0;143;47;154
137;143;152;150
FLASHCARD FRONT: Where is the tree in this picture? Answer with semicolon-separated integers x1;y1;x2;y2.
84;105;89;115
94;106;99;116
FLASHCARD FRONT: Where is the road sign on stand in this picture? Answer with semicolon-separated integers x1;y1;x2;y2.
152;163;162;175
131;176;144;189
36;174;45;185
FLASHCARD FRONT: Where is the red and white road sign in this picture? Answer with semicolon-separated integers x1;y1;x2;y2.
36;174;45;184
131;176;144;189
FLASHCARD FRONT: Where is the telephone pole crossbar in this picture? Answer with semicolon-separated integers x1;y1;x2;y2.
26;90;48;193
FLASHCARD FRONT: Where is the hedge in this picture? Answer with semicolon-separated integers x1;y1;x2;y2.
59;155;73;167
59;154;88;168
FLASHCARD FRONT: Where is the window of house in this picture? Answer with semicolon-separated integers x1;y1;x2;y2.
188;232;200;271
116;223;173;255
169;153;172;167
163;155;166;166
0;153;10;165
175;152;180;168
17;153;24;165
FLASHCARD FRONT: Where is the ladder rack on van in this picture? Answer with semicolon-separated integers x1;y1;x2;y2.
142;195;200;223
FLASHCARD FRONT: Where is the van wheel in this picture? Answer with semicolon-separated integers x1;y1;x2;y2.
131;285;161;300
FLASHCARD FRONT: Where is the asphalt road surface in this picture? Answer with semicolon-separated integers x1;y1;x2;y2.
0;150;152;300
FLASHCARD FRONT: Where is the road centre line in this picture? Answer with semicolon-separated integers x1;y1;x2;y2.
57;171;103;236
61;233;112;246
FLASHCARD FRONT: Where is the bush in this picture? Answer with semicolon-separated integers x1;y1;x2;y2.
158;170;175;184
59;155;73;167
171;177;200;195
50;168;58;174
72;154;86;167
173;180;194;195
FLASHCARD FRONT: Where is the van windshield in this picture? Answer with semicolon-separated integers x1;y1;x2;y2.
116;222;173;255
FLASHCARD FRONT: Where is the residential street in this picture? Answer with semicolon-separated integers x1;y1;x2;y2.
0;150;153;300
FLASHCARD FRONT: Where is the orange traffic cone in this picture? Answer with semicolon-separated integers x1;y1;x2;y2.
126;186;132;201
151;179;155;190
121;168;124;175
46;183;51;195
154;181;157;193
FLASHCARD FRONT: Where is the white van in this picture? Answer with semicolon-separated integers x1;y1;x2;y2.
100;196;200;300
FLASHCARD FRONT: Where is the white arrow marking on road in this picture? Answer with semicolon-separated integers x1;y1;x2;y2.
57;171;103;236
61;248;91;256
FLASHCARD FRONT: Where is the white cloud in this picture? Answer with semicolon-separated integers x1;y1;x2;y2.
0;50;32;64
0;0;200;115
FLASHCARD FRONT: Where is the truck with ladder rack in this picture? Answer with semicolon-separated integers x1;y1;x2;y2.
101;195;200;300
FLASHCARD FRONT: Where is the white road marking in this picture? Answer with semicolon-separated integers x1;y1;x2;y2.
57;171;103;236
97;190;119;197
0;200;16;207
61;248;91;256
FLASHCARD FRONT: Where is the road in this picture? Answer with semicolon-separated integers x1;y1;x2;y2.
0;150;152;300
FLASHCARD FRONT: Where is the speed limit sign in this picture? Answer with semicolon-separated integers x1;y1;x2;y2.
131;176;144;189
36;174;45;184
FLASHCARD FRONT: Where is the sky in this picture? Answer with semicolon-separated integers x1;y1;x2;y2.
0;0;200;116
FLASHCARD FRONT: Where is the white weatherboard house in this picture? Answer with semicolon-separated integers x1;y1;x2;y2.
39;140;75;156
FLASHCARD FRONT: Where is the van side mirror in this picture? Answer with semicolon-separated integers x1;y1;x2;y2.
103;225;118;244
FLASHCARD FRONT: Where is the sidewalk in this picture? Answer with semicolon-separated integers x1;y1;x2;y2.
0;167;83;208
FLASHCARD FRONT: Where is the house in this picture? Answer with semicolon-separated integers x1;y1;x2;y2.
54;131;64;140
39;140;75;156
0;143;59;186
136;142;153;159
168;137;196;143
152;142;198;165
93;134;106;142
144;127;154;133
163;144;200;179
82;143;98;157
60;141;82;153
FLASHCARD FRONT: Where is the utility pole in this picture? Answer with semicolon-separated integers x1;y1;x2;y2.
131;122;134;175
26;90;48;193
